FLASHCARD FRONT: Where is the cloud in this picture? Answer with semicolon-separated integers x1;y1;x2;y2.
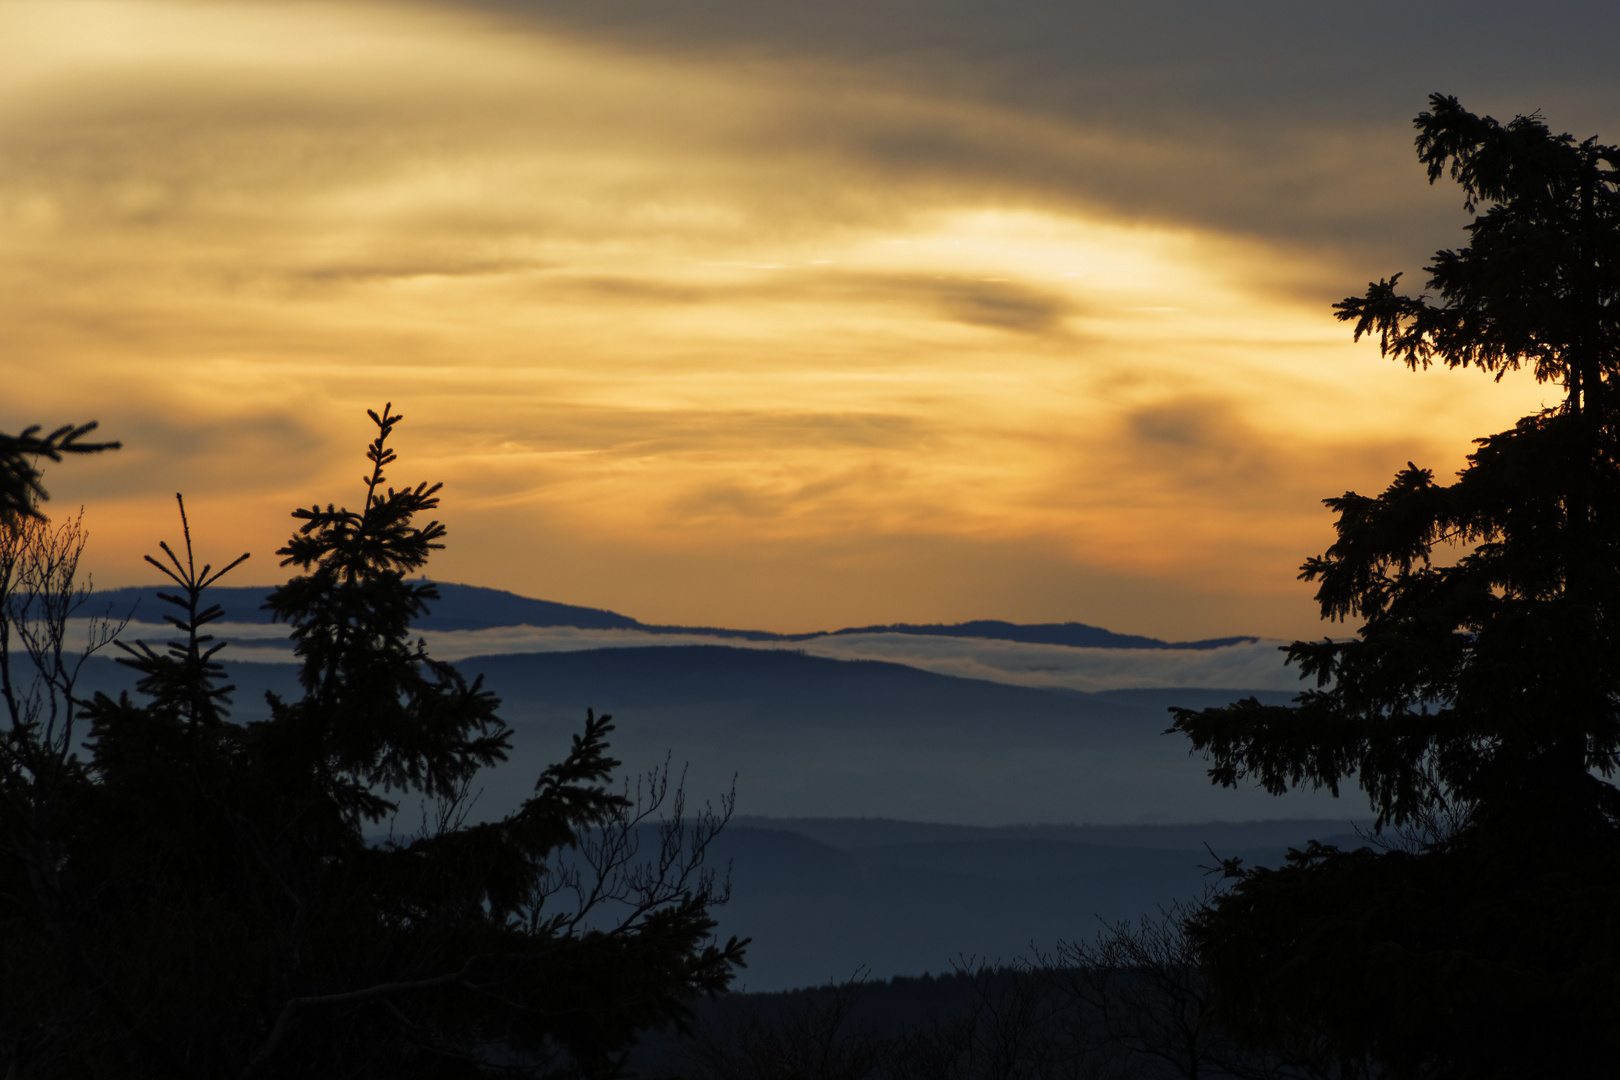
670;470;880;522
793;632;1303;693
1126;398;1273;484
536;269;1082;335
437;0;1620;264
86;617;1305;693
4;0;1577;643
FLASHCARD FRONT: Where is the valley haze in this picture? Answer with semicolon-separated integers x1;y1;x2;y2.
81;581;1359;826
90;581;1297;694
70;581;1367;989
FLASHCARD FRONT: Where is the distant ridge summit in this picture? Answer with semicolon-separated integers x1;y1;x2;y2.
93;582;641;632
92;582;1255;651
827;619;1255;651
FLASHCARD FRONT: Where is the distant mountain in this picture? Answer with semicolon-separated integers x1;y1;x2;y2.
682;817;1367;990
728;815;1364;854
93;581;1252;649
77;586;1335;993
68;630;1353;992
92;582;640;631
74;643;1342;826
827;619;1254;650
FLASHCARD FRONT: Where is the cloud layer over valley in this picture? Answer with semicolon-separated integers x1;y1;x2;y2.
87;617;1304;693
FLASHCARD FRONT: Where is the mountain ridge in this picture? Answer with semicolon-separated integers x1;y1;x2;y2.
92;581;1256;651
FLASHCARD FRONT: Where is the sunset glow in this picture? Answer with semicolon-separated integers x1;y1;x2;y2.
4;0;1590;638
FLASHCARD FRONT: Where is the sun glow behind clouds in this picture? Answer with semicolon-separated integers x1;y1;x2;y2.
3;0;1553;638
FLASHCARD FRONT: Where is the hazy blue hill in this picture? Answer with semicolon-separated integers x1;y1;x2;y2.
469;645;1146;735
735;814;1340;853
73;642;1344;825
66;587;1353;993
833;837;1246;881
707;826;867;895
703;818;1367;990
542;816;1372;991
70;645;1362;992
466;646;1347;824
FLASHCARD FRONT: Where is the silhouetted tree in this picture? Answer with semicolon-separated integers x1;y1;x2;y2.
1046;897;1318;1080
0;422;119;528
659;965;1095;1080
887;962;1087;1080
653;929;1322;1080
0;507;131;1072
1171;96;1620;1078
0;405;744;1078
668;971;891;1080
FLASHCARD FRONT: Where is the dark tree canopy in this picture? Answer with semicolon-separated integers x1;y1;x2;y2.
1338;95;1620;401
0;406;743;1078
1171;96;1620;1078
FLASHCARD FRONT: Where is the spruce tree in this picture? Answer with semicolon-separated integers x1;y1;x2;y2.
2;405;743;1078
0;422;119;528
1171;96;1620;1078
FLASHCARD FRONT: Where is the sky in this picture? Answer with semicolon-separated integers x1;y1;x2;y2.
6;0;1617;640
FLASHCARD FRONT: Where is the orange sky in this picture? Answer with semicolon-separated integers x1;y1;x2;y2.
5;0;1608;639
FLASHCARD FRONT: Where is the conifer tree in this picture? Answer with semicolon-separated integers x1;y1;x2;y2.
1170;96;1620;1079
0;421;119;528
1;405;743;1078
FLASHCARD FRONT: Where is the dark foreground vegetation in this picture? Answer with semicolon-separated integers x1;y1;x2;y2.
1167;96;1620;1077
0;409;742;1077
2;94;1619;1078
635;902;1318;1080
